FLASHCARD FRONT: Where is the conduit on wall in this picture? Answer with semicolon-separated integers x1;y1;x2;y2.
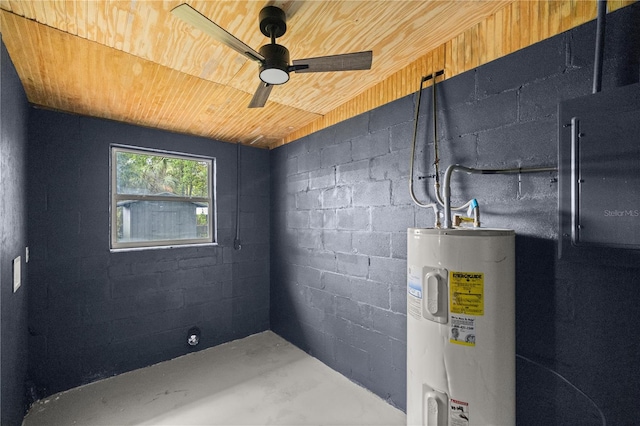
409;72;558;228
593;0;608;94
234;142;242;250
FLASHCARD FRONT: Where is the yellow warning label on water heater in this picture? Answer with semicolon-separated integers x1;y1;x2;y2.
449;271;484;316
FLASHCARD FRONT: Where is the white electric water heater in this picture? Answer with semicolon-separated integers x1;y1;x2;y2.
407;228;515;426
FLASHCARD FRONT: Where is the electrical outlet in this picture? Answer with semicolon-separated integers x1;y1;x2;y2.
13;256;21;293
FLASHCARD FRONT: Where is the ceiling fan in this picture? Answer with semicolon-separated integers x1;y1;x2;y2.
171;3;373;108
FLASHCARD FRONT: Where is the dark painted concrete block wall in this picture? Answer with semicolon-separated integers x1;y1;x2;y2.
1;39;30;426
26;111;270;396
270;4;640;424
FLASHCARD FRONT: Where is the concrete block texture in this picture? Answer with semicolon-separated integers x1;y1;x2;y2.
271;4;640;420
296;150;321;173
353;180;391;207
337;160;370;185
309;168;336;190
321;141;352;169
351;130;390;161
336;207;370;231
321;186;351;209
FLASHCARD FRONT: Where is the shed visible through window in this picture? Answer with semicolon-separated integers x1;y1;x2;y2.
111;146;215;249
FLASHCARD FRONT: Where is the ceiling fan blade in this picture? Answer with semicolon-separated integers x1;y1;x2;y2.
292;51;372;73
171;4;264;63
248;82;273;108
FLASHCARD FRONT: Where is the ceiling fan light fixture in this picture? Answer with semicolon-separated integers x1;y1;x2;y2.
260;67;290;85
258;43;291;85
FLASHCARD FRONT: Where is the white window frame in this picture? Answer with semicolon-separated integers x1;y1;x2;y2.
110;145;216;250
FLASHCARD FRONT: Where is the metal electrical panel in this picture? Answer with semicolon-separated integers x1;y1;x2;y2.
559;83;640;257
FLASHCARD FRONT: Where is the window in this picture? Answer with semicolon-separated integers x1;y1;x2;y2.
111;146;215;249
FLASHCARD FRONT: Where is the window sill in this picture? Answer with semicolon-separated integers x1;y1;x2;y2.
110;242;219;253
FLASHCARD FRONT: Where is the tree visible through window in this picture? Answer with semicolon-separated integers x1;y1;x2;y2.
111;146;215;249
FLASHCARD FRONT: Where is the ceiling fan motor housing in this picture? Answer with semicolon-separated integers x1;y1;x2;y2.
259;6;287;38
259;43;291;84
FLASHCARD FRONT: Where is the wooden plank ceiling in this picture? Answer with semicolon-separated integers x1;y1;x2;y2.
0;1;635;149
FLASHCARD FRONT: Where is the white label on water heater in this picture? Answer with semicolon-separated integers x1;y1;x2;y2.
408;267;423;298
450;315;476;346
450;398;470;426
407;266;423;320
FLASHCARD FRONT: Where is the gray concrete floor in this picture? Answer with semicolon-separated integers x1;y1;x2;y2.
23;331;405;426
